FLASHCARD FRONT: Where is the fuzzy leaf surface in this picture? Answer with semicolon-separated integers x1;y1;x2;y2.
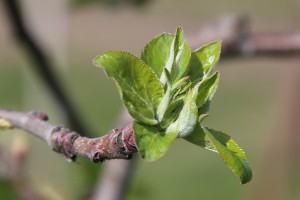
167;90;198;137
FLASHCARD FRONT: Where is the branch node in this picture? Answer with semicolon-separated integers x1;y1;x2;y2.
29;111;49;121
50;127;79;162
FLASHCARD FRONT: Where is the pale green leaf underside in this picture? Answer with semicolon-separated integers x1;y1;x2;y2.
203;127;252;184
167;90;198;138
160;27;191;85
133;122;177;161
141;33;174;77
171;27;191;82
94;52;163;125
188;41;221;81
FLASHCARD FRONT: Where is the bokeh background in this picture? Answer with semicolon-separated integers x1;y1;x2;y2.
1;0;300;199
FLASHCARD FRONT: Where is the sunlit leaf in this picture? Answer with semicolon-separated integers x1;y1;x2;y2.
94;51;163;125
141;33;174;77
160;27;191;85
188;41;221;81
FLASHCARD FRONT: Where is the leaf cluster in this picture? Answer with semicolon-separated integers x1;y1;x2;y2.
94;27;252;184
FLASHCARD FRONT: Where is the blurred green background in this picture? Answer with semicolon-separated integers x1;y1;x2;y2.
1;0;300;199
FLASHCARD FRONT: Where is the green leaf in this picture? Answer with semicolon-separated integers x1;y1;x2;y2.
167;89;198;137
196;72;220;108
187;41;221;81
184;124;216;152
184;125;252;184
94;51;164;125
133;122;177;161
160;27;191;85
141;33;174;77
156;84;171;122
160;96;184;129
198;99;212;115
203;127;252;184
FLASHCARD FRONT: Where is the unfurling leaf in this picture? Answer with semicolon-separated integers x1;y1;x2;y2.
167;89;198;137
94;51;163;125
133;122;177;161
160;27;191;85
187;41;221;81
160;96;184;129
196;72;220;108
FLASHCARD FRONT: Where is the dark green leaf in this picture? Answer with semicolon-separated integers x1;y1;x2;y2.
187;41;221;81
203;127;252;184
198;99;212;115
141;33;174;77
94;51;163;125
133;122;177;161
184;125;252;184
196;72;220;108
184;124;216;152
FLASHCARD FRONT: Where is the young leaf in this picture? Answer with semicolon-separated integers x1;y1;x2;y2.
198;99;212;115
196;72;220;108
167;90;198;137
203;127;252;184
141;33;174;77
160;27;191;85
156;84;171;122
187;41;221;81
160;96;184;129
184;125;252;184
133;122;177;161
184;124;217;152
94;51;163;125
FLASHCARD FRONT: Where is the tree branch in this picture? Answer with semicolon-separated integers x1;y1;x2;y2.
188;15;300;57
0;109;137;163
